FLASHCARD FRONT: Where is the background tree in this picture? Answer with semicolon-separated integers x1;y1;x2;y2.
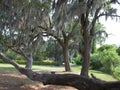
91;23;107;53
39;8;80;71
44;37;62;63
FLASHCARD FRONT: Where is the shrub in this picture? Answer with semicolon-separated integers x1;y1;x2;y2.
116;46;120;56
14;60;26;64
72;54;82;65
90;53;102;70
5;50;16;59
113;66;120;80
33;60;60;66
14;59;60;66
15;55;23;60
100;50;120;74
96;45;120;75
0;59;5;63
0;59;60;66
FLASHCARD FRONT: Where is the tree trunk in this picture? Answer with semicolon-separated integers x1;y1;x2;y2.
25;53;33;69
63;46;71;71
80;42;90;77
80;30;91;77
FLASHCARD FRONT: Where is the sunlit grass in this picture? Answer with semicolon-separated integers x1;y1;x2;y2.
89;70;117;81
0;63;117;81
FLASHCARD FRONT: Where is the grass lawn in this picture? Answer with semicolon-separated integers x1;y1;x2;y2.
0;63;117;81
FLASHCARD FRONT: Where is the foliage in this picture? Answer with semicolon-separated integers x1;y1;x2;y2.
5;50;16;60
45;38;56;58
90;44;120;78
14;60;26;64
116;46;120;56
100;49;120;74
98;45;120;74
113;66;120;80
0;59;4;63
5;50;23;60
34;49;47;61
15;55;23;60
98;44;117;52
33;60;60;66
90;53;103;70
11;59;60;66
72;54;82;65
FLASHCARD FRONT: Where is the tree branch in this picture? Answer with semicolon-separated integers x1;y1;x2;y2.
97;13;120;20
38;25;65;48
67;19;79;40
90;7;102;37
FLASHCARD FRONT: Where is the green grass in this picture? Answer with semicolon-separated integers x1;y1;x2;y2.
0;64;16;71
89;70;117;81
0;63;117;81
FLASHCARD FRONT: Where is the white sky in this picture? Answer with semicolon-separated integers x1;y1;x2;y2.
100;18;120;46
100;4;120;46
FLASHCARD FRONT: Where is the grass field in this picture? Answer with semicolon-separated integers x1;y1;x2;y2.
0;63;117;81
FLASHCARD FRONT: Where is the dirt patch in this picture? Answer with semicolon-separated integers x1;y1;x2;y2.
0;71;77;90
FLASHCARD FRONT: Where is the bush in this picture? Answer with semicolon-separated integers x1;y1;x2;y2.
15;55;23;60
0;58;60;66
5;50;16;59
100;50;120;74
15;60;26;64
33;60;60;66
0;59;5;63
113;66;120;80
96;45;120;75
72;54;82;65
116;46;120;56
14;59;60;66
90;53;102;70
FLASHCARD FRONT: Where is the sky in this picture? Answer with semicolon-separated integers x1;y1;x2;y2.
100;4;120;46
101;18;120;46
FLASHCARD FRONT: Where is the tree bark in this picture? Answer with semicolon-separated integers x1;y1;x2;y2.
80;28;91;77
10;48;33;69
63;46;71;71
49;33;71;72
25;53;33;69
80;39;90;77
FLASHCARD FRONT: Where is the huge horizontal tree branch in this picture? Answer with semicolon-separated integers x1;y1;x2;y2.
0;51;120;90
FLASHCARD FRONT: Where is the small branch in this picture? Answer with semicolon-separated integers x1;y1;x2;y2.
97;13;120;19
